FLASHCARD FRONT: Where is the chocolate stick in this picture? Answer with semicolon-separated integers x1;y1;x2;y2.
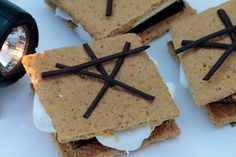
106;0;113;16
42;45;150;78
203;9;236;80
56;64;155;100
175;25;236;54
217;9;236;41
181;40;230;49
83;43;111;79
203;41;236;80
83;42;131;118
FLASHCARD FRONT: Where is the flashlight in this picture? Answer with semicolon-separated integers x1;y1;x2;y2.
0;0;38;87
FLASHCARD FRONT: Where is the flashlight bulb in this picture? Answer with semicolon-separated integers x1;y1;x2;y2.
0;26;27;74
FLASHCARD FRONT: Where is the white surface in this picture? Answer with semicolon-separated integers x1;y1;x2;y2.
0;0;235;157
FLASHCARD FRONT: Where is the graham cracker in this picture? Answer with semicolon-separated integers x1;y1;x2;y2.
140;3;196;44
170;0;236;106
44;0;195;42
167;41;180;64
22;34;179;143
167;39;236;127
205;103;236;127
52;120;180;157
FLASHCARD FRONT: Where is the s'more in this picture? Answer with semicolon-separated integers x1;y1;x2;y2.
22;34;180;157
168;0;236;127
44;0;195;43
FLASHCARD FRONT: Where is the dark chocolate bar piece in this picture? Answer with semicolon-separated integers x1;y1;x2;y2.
129;0;185;34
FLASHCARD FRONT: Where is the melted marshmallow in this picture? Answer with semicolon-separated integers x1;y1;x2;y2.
179;65;189;88
33;94;56;133
97;125;154;154
55;8;95;43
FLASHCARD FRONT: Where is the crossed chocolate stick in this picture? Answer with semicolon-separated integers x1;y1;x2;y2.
106;0;113;16
42;42;154;118
176;9;236;81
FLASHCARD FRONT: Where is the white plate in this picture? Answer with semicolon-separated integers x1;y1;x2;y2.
0;0;234;157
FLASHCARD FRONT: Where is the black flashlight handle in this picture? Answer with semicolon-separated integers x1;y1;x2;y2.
0;0;39;86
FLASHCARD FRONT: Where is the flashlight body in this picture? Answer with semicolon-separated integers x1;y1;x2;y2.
0;0;38;87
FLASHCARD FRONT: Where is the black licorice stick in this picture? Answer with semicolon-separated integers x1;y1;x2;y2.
109;43;131;83
203;41;236;80
181;40;230;49
83;42;131;118
55;64;155;100
175;25;236;54
42;45;150;78
202;10;236;81
106;0;113;16
83;43;111;79
217;9;236;41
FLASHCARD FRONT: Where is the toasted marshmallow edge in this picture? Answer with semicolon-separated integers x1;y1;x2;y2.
179;65;189;88
55;8;95;43
33;83;175;151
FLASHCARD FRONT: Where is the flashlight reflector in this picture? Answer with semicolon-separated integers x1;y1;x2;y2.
0;0;38;86
0;26;28;74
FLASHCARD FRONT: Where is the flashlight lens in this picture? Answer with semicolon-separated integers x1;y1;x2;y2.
0;26;28;74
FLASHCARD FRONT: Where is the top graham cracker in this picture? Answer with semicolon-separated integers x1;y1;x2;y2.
22;34;179;143
45;0;168;39
170;0;236;106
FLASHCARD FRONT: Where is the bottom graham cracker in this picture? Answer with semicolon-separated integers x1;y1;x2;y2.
205;103;236;127
52;120;180;157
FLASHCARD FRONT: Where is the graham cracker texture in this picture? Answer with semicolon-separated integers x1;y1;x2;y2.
52;120;180;157
205;103;236;127
168;34;236;127
44;0;195;42
22;34;179;143
170;0;236;106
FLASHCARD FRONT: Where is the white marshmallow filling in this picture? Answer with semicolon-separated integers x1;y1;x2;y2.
33;82;176;152
55;8;95;43
179;64;189;88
